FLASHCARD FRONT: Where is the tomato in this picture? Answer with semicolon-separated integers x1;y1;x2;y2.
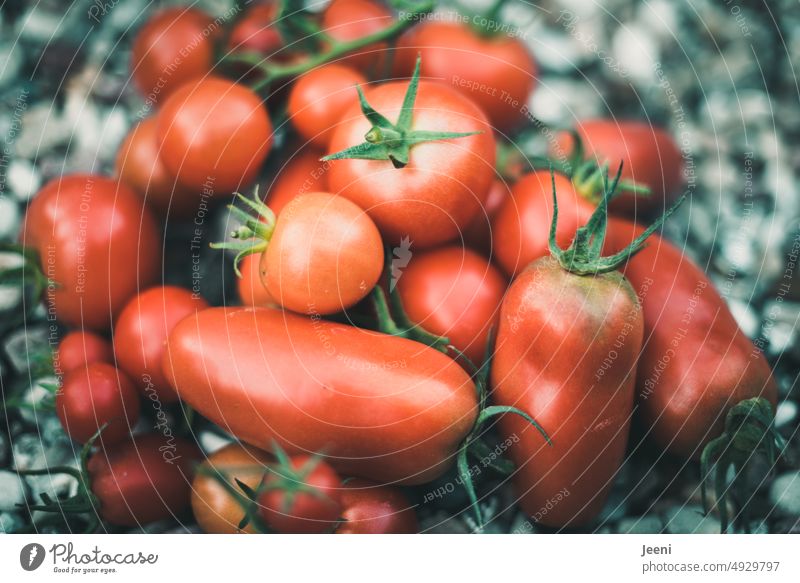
258;454;343;534
327;81;496;249
393;21;537;130
321;0;393;70
114;286;208;403
192;442;272;534
336;479;418;534
115;117;197;218
21;175;160;331
164;307;478;484
287;64;367;148
157;77;273;193
55;331;113;375
263;148;330;216
227;3;282;56
131;7;216;105
56;363;140;445
396;246;507;364
87;433;200;527
237;253;275;307
556;120;684;217
463;179;511;255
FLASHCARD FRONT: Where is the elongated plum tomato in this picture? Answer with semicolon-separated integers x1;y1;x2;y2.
192;442;272;534
393;21;537;130
288;64;367;148
321;0;393;70
336;479;418;534
263;148;329;216
114;286;208;403
237;253;275;307
56;331;113;375
157;77;273;193
21;175;160;331
327;82;496;249
88;434;200;527
56;363;140;445
164;307;478;484
131;7;216;104
262;192;383;315
397;246;507;364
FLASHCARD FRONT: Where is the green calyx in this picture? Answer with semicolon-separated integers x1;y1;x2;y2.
549;164;686;275
209;189;276;277
700;397;786;534
321;55;481;169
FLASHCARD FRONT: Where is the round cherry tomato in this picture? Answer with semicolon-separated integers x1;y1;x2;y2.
393;21;537;130
131;7;216;106
288;64;367;148
55;331;113;376
114;286;208;403
396;246;507;364
237;253;275;307
463;179;511;255
227;3;282;56
321;0;393;70
327;81;496;249
88;433;200;527
336;479;418;534
157;76;273;193
56;363;141;445
192;442;272;534
263;148;330;216
21;175;161;331
262;192;383;315
258;455;343;534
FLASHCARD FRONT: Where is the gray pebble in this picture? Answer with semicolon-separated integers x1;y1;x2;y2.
769;472;800;518
0;470;26;512
664;505;721;534
617;515;664;534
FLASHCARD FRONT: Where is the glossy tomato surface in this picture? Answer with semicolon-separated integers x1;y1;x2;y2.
321;0;393;70
263;147;330;216
55;331;113;376
336;478;418;534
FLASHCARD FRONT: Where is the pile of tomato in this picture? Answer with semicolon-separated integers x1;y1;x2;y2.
9;0;782;534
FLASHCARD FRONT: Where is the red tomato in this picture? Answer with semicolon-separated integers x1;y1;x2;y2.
263;148;330;216
55;331;113;375
56;363;141;445
396;246;507;364
336;479;418;534
21;175;161;331
88;434;200;527
237;253;275;307
327;81;496;249
157;77;273;193
393;21;537;130
462;179;511;256
114;286;208;403
227;3;282;56
258;455;343;534
164;307;478;484
287;64;367;148
321;0;393;70
131;7;216;105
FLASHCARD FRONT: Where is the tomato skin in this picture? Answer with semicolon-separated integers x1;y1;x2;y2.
259;455;343;534
21;175;160;331
263;148;330;216
321;0;393;70
114;286;208;403
164;307;478;484
262;192;383;315
55;331;113;375
88;434;200;527
157;77;273;193
131;7;216;105
227;4;282;55
492;257;643;527
56;363;141;445
396;246;507;364
335;478;418;534
393;22;537;130
237;253;275;307
327;81;496;249
288;65;367;148
192;442;272;534
463;179;510;255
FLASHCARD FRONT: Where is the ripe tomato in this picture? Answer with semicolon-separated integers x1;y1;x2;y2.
56;363;141;445
321;0;393;70
393;21;537;130
227;3;282;56
463;179;511;255
131;7;216;105
237;253;275;307
336;479;418;534
262;192;383;315
263;148;329;216
157;77;273;193
288;64;367;148
258;455;343;534
164;307;478;484
88;433;200;527
55;331;113;375
396;246;507;364
192;442;272;534
114;286;208;403
21;175;160;331
327;81;496;249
